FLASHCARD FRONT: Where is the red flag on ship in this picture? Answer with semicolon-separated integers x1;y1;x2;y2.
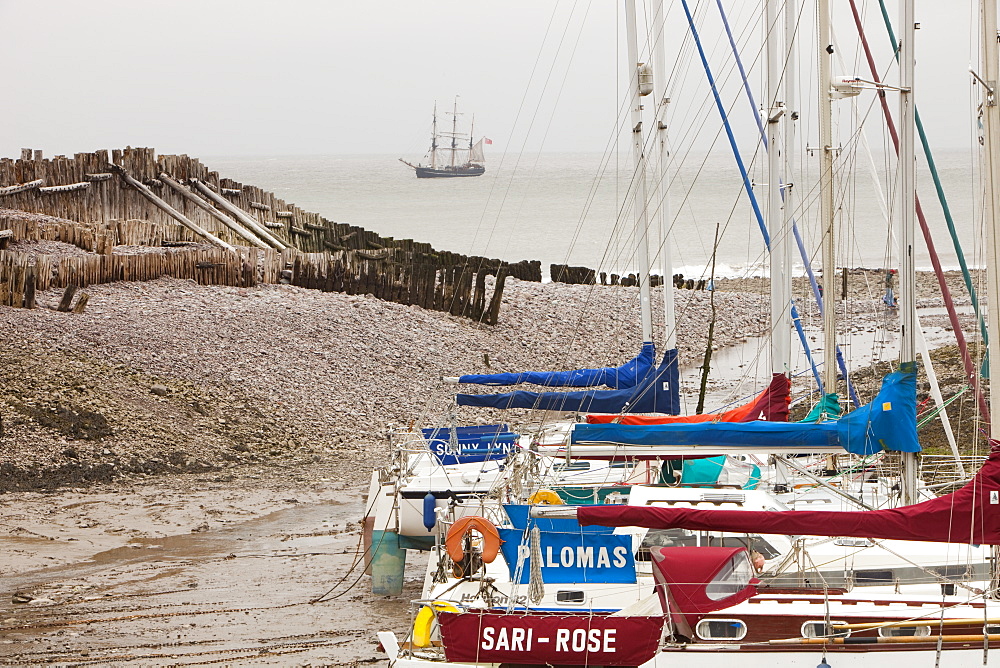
484;138;493;144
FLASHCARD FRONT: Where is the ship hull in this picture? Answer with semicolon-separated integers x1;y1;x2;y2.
414;165;485;178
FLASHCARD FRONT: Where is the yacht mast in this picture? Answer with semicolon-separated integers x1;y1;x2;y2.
652;0;675;352
981;0;1000;440
899;0;919;504
818;0;837;397
625;0;654;344
783;0;798;377
767;0;789;376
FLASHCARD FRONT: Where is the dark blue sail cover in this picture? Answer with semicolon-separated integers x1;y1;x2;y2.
456;348;680;415
457;342;655;389
570;365;919;456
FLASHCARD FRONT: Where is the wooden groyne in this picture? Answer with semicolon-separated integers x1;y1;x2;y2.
0;147;543;322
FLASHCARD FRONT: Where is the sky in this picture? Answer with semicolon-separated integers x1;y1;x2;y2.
0;0;981;160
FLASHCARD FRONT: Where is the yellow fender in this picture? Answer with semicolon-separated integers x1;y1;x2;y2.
529;489;563;505
412;600;459;648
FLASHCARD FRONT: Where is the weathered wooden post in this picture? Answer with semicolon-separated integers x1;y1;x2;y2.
485;265;508;326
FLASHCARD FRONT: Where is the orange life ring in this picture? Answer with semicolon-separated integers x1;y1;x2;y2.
445;515;501;564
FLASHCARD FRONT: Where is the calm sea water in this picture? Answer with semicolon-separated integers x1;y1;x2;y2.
205;150;981;280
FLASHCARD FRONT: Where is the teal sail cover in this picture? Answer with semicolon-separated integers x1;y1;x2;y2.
456;348;680;415
798;394;842;422
570;365;918;456
457;342;655;389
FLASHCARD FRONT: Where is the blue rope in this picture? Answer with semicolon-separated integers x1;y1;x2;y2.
711;0;861;406
682;0;827;397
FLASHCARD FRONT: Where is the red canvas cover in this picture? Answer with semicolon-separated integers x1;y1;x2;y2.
438;610;663;666
586;372;790;425
650;546;758;618
579;442;1000;545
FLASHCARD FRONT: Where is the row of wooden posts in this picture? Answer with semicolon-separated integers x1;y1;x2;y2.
551;263;666;288
0;147;630;321
0;209;519;324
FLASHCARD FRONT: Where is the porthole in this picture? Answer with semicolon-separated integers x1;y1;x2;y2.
879;625;931;638
695;618;747;641
801;621;850;639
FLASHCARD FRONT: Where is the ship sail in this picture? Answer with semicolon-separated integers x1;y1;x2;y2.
469;139;485;163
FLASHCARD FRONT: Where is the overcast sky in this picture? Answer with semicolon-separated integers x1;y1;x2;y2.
0;1;979;160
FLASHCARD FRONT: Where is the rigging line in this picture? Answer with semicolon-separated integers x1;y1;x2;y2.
715;0;859;405
699;0;828;397
848;0;991;426
457;0;568;275
873;0;988;352
835;48;964;448
492;0;598;266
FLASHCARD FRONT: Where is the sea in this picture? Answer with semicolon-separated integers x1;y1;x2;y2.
205;150;982;282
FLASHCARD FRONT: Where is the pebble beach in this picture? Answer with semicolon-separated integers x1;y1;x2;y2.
0;233;986;665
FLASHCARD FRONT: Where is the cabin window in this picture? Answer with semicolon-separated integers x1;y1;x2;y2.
555;590;586;604
801;621;850;639
695;618;747;641
641;528;697;549
854;569;894;585
984;624;1000;635
879;625;931;638
705;552;755;600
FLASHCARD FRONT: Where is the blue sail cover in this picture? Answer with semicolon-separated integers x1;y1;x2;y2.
456;348;680;415
457;342;655;389
570;365;919;455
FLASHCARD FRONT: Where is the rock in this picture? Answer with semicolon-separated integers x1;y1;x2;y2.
150;384;169;396
27;597;55;607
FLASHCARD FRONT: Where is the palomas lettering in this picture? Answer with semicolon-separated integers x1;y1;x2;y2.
543;545;628;568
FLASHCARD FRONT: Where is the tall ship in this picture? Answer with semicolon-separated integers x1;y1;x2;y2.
400;98;489;178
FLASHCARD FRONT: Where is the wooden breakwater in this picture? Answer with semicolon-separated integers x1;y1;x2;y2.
0;147;543;322
550;263;667;288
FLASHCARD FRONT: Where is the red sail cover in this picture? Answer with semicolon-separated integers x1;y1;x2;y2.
438;611;663;666
586;372;790;425
579;442;1000;545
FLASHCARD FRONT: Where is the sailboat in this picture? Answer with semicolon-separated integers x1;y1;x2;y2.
400;98;488;178
370;0;1000;663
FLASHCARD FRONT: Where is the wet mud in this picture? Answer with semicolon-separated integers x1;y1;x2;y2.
0;479;425;666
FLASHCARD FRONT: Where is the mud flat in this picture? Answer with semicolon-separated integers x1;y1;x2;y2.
0;472;419;666
0;268;980;664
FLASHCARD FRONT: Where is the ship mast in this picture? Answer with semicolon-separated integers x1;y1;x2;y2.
451;96;459;169
431;101;438;169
